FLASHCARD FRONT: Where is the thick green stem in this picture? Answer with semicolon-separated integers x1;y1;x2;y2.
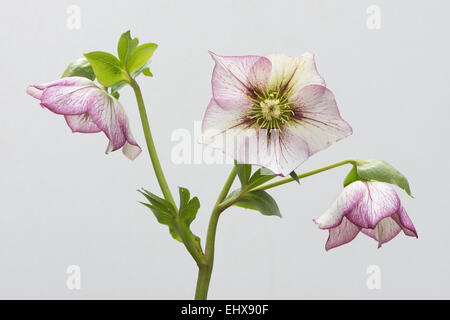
195;167;237;300
130;79;177;209
254;159;357;191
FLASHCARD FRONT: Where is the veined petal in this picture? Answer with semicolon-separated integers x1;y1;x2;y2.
289;85;352;155
314;181;366;229
266;52;325;99
40;82;101;115
210;52;272;110
88;94;141;159
325;217;361;251
65;114;101;133
391;206;418;238
346;181;401;229
239;128;310;176
201;98;247;149
361;217;402;248
27;77;95;101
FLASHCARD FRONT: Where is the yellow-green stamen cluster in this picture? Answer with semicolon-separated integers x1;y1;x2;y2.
247;91;294;131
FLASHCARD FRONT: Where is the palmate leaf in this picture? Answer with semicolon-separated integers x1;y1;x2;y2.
84;51;128;87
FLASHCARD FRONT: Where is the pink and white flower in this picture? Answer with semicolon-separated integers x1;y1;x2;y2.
27;76;141;160
314;181;418;250
202;52;352;176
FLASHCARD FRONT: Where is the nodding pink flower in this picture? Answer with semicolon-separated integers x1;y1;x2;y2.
27;77;141;160
202;52;352;176
314;181;418;250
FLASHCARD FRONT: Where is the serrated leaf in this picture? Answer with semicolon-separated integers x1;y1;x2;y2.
235;190;281;217
235;162;252;187
355;159;413;196
127;43;158;74
84;51;128;87
61;57;96;80
247;168;276;190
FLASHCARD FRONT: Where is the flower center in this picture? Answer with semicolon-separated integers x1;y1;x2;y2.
247;92;294;131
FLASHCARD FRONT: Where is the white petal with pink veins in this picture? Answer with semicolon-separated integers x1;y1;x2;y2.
325;217;361;251
361;217;402;248
210;52;272;110
266;52;325;99
315;181;366;229
289;85;353;155
346;181;401;229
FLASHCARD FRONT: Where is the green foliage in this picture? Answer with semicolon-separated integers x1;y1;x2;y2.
84;51;128;87
247;168;276;190
116;30;157;76
235;190;281;217
139;187;201;245
61;57;95;80
344;159;412;197
235;162;252;187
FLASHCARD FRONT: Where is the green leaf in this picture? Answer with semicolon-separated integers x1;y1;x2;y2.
247;168;276;190
127;43;158;74
235;162;252;187
290;170;300;184
177;187;202;249
343;165;360;187
139;189;180;242
142;68;153;77
109;61;153;96
117;30;139;65
61;57;96;80
84;51;128;87
354;159;413;196
235;190;281;217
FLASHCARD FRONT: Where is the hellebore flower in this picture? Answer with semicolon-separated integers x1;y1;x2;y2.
202;52;352;176
314;181;418;250
27;77;141;160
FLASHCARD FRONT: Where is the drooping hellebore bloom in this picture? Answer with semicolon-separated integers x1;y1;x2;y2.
27;76;141;160
314;181;418;250
202;52;352;176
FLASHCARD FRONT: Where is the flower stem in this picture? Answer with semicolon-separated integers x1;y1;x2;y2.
129;79;177;211
195;167;237;300
254;159;357;191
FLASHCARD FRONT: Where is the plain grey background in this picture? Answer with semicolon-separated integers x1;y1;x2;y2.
0;0;448;299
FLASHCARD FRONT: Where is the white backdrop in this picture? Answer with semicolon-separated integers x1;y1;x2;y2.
0;0;448;299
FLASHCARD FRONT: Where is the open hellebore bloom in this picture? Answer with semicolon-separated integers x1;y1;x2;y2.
27;77;141;160
314;181;418;250
202;52;352;176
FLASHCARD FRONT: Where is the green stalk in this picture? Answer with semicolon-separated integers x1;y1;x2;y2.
129;79;177;209
195;167;237;300
254;159;357;191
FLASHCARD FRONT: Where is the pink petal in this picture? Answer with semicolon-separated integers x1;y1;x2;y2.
266;52;325;99
346;181;401;229
391;206;418;238
88;95;141;160
314;181;366;229
40;82;101;115
210;52;271;110
289;85;352;156
27;77;94;101
65;114;101;133
325;217;361;251
361;217;402;248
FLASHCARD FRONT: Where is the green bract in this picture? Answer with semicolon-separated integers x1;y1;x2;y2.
61;57;95;80
84;51;128;87
117;30;157;76
344;159;412;196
